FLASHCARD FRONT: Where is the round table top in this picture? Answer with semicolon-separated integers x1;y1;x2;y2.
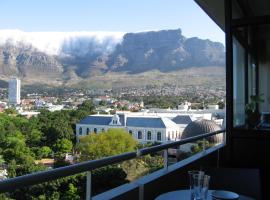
155;189;255;200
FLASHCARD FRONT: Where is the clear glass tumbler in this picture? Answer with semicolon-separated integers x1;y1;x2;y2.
188;170;205;200
201;175;210;200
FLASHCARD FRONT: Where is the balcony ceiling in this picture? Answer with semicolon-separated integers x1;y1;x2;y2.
195;0;225;31
238;0;270;16
195;0;270;31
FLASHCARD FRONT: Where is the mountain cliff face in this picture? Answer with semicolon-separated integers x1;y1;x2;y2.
0;43;62;77
107;29;224;73
0;29;225;84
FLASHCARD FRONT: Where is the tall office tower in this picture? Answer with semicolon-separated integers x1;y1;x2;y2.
8;77;21;105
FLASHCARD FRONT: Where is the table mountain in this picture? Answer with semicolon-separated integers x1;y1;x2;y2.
0;29;225;85
0;42;63;84
107;29;224;73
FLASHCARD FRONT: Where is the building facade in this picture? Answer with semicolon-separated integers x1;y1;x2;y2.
76;113;193;143
8;77;21;105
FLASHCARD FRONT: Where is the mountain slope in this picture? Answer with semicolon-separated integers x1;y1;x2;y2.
107;29;224;73
0;28;225;86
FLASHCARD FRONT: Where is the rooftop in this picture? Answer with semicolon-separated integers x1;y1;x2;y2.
171;115;192;125
78;113;187;128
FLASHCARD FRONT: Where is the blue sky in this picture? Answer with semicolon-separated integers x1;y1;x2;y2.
0;0;224;43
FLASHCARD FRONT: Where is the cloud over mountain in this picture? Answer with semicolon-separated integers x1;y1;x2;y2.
0;30;125;55
0;28;225;85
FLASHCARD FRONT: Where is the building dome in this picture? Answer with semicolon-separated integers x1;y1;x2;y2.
181;119;222;143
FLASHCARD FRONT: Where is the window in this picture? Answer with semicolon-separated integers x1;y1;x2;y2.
157;132;162;141
138;131;142;139
79;127;82;135
129;130;133;135
94;128;97;133
147;131;151;140
86;128;90;135
172;131;174;139
233;38;246;126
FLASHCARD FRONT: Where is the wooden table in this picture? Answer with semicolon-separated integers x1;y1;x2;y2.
155;189;255;200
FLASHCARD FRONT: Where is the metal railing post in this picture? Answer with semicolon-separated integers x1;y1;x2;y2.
86;171;92;200
203;138;206;151
139;184;144;200
163;149;168;170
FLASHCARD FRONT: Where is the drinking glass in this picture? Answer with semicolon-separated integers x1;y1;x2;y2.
188;170;205;200
201;175;210;200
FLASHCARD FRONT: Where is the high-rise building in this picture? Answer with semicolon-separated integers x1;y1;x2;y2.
8;77;21;105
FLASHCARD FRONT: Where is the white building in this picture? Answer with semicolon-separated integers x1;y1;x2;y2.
76;113;193;143
46;103;64;112
8;77;21;105
0;169;8;181
18;111;40;118
177;101;191;111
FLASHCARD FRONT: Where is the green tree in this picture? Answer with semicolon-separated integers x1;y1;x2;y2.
99;100;107;106
7;159;17;178
92;166;128;195
217;100;225;109
54;154;70;168
36;110;74;146
121;105;129;111
0;112;85;199
2;130;33;163
77;128;138;161
0;193;13;200
4;108;17;115
78;100;95;113
27;129;43;147
35;146;52;159
53;138;73;154
0;155;5;164
62;183;80;200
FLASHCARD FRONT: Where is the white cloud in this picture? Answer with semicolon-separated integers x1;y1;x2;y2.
0;29;125;55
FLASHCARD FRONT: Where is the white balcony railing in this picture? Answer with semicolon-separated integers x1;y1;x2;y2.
0;129;226;200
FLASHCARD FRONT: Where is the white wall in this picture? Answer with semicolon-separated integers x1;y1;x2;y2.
76;124;176;143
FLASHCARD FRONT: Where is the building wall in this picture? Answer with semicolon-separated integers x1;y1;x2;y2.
127;127;167;142
8;78;21;105
166;128;179;141
76;124;179;143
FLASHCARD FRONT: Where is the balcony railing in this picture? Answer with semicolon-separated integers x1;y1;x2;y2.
0;129;226;199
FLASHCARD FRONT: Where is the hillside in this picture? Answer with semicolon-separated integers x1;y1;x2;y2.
0;29;225;87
